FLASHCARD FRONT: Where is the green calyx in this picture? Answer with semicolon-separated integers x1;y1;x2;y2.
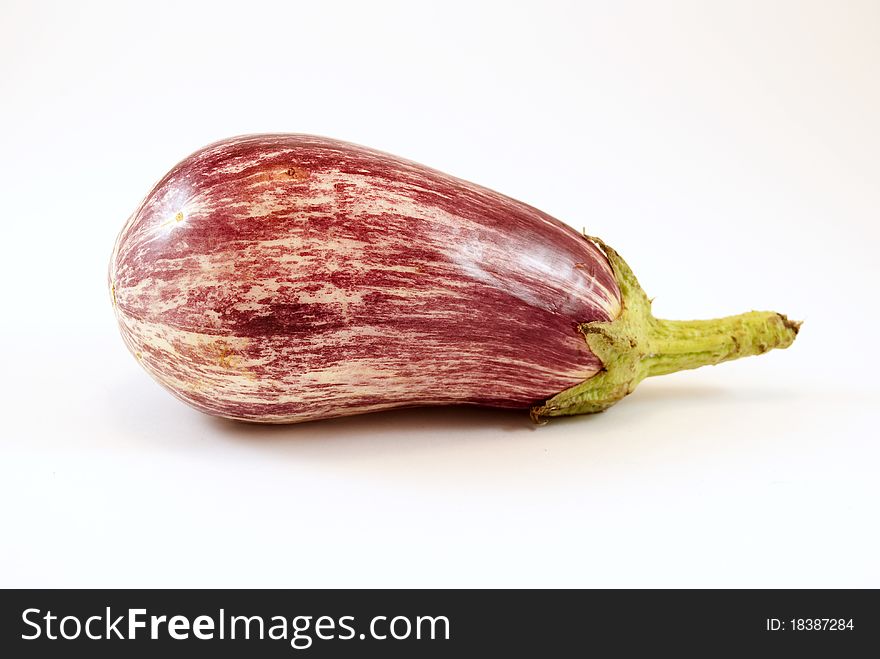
531;235;801;421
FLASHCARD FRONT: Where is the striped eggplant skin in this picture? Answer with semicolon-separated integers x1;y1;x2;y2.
110;134;621;423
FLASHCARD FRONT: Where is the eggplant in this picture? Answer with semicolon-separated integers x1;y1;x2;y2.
109;134;799;423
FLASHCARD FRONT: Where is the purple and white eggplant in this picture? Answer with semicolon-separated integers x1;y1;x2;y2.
109;134;799;423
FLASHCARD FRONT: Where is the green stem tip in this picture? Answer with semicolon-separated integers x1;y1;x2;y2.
646;312;800;377
531;236;801;420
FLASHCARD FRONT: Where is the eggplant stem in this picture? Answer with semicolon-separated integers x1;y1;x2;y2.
531;236;800;420
646;312;800;377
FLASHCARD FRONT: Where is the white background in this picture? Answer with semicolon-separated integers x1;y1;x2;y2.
1;0;877;587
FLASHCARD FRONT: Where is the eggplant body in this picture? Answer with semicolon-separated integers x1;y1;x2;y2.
111;135;621;422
